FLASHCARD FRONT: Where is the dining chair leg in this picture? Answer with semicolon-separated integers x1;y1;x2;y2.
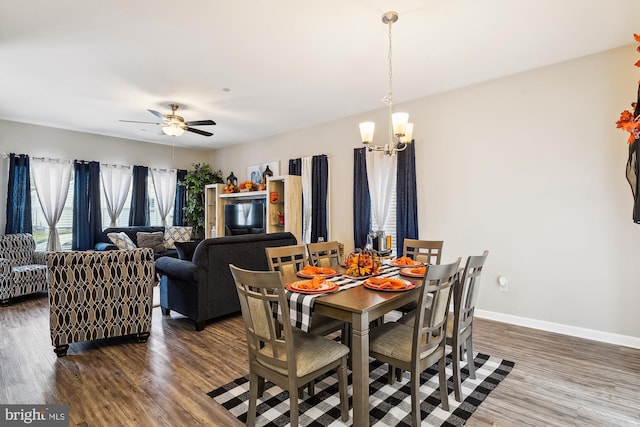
257;376;265;398
247;372;259;427
466;334;476;379
451;339;463;402
289;384;299;426
438;356;450;411
410;372;421;427
387;364;395;384
338;357;349;422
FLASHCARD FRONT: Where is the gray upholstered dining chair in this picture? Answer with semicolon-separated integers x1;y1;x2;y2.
402;238;443;264
447;250;489;401
265;244;308;284
306;241;342;268
397;239;445;314
229;264;350;426
369;258;461;425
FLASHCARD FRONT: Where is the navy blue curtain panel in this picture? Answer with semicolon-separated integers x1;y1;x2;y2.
5;153;32;234
311;155;328;243
288;158;302;176
129;165;149;226
396;142;419;255
173;169;187;226
353;148;371;249
72;161;102;250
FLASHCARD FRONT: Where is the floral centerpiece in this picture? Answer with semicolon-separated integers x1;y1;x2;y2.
239;180;257;192
344;248;381;277
615;33;640;143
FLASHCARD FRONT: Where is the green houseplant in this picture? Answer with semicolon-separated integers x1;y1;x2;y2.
180;163;223;238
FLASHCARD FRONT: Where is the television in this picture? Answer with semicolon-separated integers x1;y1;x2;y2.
224;200;266;235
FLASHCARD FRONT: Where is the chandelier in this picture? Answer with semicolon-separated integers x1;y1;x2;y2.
359;11;414;155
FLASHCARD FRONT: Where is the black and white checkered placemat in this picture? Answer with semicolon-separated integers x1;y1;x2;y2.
209;352;514;426
285;265;402;332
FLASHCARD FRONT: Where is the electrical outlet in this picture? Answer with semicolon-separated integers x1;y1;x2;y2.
497;276;509;292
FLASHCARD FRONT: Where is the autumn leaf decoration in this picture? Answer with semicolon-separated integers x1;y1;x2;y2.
616;34;640;143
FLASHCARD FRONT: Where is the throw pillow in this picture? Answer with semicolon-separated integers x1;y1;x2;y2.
163;226;192;249
136;231;166;253
174;240;200;261
107;232;137;250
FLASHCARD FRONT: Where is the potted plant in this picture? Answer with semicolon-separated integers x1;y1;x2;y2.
180;163;223;238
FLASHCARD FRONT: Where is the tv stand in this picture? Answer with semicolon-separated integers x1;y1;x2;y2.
204;176;302;242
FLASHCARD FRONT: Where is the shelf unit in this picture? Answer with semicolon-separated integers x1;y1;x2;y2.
266;175;302;243
204;184;225;239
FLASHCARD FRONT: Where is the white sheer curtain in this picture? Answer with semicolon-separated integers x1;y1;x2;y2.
150;168;177;226
31;158;72;251
366;151;397;231
301;156;313;243
101;164;132;227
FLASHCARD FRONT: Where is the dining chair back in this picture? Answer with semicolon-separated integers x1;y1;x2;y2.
447;250;489;402
265;244;347;345
229;264;350;426
306;241;342;268
265;244;307;284
402;238;443;264
369;258;461;425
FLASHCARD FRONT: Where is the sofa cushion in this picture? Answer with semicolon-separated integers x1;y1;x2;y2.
174;240;200;261
163;226;192;249
107;232;137;250
137;231;166;253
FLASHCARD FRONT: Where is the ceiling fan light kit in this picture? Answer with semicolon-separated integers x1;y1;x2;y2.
121;103;215;138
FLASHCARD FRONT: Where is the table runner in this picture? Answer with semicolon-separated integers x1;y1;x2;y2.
284;264;402;332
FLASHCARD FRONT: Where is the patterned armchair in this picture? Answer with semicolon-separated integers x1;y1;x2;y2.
0;233;49;306
47;248;155;357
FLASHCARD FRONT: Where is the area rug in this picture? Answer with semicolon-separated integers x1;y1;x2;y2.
208;353;514;426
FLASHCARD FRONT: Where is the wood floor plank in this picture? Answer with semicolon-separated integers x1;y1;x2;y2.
1;293;639;426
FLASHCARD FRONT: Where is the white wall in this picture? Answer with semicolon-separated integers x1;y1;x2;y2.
211;45;640;344
0;120;209;233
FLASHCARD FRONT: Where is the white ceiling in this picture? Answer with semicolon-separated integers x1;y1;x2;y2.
1;0;639;150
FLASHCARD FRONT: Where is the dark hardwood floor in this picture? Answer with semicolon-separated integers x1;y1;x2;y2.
1;292;639;426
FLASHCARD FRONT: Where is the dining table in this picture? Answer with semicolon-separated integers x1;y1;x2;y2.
283;262;425;427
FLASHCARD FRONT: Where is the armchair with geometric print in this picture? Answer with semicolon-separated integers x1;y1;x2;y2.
0;233;49;306
47;248;155;356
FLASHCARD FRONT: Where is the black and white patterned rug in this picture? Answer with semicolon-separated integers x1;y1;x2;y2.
208;353;514;426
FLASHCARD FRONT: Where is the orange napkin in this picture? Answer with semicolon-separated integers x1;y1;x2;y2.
297;276;326;290
301;265;336;275
409;266;426;275
394;256;418;266
367;277;407;289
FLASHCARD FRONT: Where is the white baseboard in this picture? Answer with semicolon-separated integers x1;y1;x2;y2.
475;309;640;350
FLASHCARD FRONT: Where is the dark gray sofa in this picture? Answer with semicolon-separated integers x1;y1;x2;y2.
95;226;179;260
154;232;297;331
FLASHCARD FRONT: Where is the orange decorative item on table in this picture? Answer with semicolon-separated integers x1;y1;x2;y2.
298;264;338;278
287;276;338;294
399;266;427;277
363;276;415;291
391;256;423;267
343;249;381;278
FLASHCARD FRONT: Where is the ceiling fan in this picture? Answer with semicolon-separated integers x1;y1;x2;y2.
120;103;216;137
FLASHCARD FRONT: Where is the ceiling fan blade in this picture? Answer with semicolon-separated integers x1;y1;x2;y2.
148;109;168;121
185;127;213;137
120;120;161;125
185;119;216;126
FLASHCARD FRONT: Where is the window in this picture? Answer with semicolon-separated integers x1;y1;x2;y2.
31;175;74;250
371;186;397;255
148;178;174;226
100;182;132;229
